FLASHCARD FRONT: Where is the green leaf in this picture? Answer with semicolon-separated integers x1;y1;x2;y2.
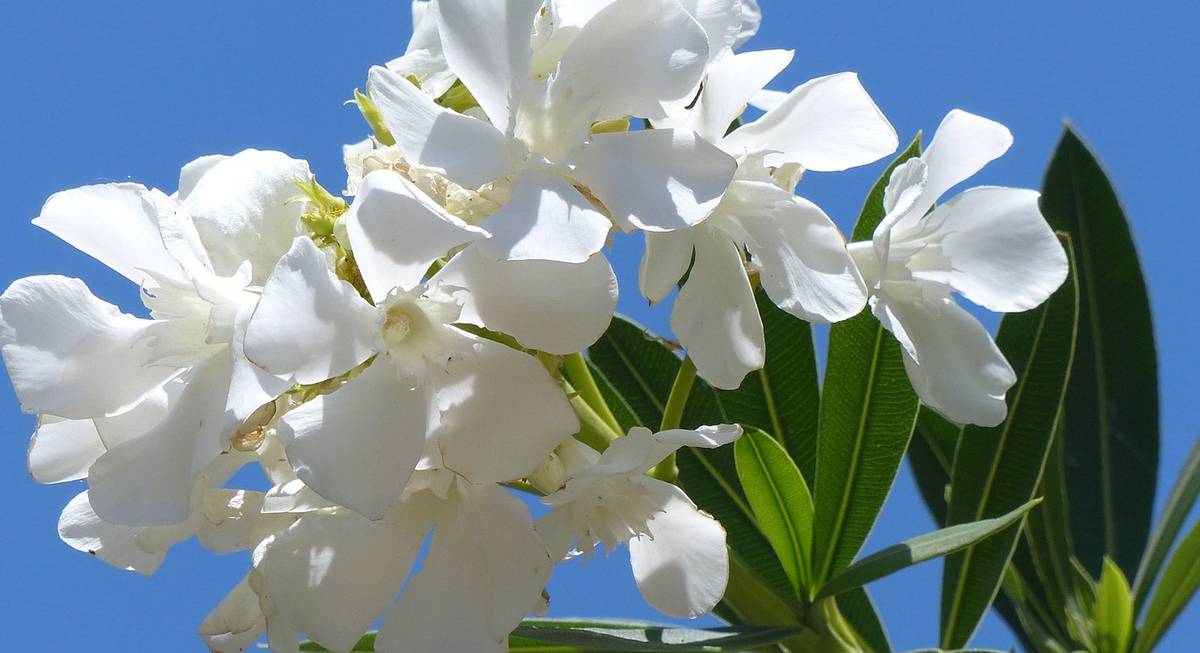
1041;127;1159;578
836;588;893;653
1131;519;1200;653
735;428;816;596
1094;557;1133;653
939;237;1080;648
720;290;821;480
510;620;803;652
1131;436;1200;612
813;135;924;584
819;500;1041;600
587;316;800;613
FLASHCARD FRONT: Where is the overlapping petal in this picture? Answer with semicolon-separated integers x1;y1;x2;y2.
244;237;378;385
476;167;611;263
571;128;737;232
276;359;432;520
345;169;488;302
431;245;618;354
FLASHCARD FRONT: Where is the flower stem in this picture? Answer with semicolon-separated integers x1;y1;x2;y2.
563;352;622;434
565;380;621;452
652;356;697;482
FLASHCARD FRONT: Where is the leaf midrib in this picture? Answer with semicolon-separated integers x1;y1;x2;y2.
746;435;806;594
1067;142;1118;557
818;321;886;583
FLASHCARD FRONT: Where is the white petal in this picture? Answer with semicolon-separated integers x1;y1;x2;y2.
640;230;696;304
262;479;338;515
431;335;578;484
244;237;378;385
689;49;793;143
277;359;431;520
0;275;174;419
872;157;930;247
916;109;1013;210
918;187;1068;312
555;0;710;121
747;88;788;112
87;352;234;526
629;478;728;618
671;228;764;390
198;575;267;653
721;72;898;171
377;485;551;653
434;0;541;129
28;416;107;484
178;149;311;284
722;183;867;322
197;490;272;554
58;491;167;574
253;505;431;653
877;297;1016;427
678;0;744;61
654;423;744;450
571;129;736;232
32;183;190;286
226;301;291;427
367;65;515;189
733;0;763;48
346;170;488;302
432;244;617;354
477;168;611;263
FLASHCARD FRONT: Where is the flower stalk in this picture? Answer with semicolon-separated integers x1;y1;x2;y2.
651;356;697;482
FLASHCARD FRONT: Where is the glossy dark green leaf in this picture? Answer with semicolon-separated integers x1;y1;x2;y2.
1132;519;1200;653
720;289;821;481
1041;127;1159;577
813;136;924;584
1131;436;1200;612
735;428;815;595
1019;421;1077;637
819;500;1040;600
587;316;799;612
939;239;1080;648
510;620;803;652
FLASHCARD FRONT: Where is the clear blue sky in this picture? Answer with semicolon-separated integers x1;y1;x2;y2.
1;2;1196;650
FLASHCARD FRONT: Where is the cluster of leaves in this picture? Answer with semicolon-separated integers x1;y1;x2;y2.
302;129;1197;653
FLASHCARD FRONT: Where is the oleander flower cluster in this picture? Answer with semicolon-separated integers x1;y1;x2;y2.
0;1;1068;652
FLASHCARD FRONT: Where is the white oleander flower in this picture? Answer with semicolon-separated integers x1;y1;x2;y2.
0;150;307;526
537;424;742;618
249;405;562;653
641;50;898;389
243;175;578;518
366;0;737;266
386;1;457;99
847;110;1069;426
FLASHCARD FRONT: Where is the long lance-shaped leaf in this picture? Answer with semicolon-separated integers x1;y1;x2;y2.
813;135;923;584
735;428;816;596
818;500;1040;600
587;316;800;611
1131;436;1200;612
1041;127;1159;578
721;289;821;480
1131;518;1200;653
939;238;1080;648
911;408;1076;650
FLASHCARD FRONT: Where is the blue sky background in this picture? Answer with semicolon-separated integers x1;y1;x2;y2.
1;1;1196;650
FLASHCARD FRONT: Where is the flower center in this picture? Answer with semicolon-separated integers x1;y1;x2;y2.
382;303;418;351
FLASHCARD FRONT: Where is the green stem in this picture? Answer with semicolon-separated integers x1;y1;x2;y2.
652;356;697;482
563;352;622;434
565;380;621;452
